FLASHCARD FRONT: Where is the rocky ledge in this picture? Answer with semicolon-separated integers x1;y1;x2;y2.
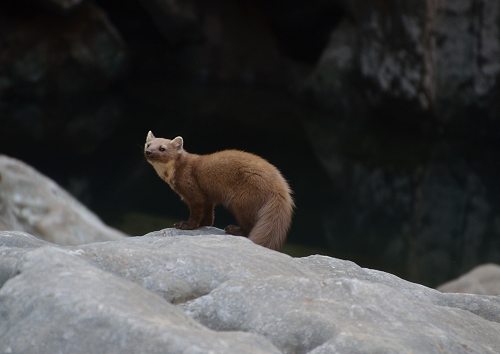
1;228;499;354
0;155;125;244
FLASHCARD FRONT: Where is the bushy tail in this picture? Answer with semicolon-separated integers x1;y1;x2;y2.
249;191;294;251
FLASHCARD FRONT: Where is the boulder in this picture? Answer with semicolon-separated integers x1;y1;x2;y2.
0;231;277;354
0;155;125;244
438;263;500;295
307;0;500;120
1;229;499;353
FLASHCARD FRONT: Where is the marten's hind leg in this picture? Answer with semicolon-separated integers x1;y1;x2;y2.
201;204;215;226
224;225;246;236
224;207;255;237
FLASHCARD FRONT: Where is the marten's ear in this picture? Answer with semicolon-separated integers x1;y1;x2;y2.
146;131;155;142
171;136;184;150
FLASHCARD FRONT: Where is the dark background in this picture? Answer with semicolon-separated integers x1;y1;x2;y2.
1;0;500;286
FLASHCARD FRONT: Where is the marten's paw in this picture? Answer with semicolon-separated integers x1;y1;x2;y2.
224;225;246;236
174;221;198;230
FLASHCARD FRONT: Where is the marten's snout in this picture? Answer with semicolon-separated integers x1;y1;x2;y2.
144;149;155;160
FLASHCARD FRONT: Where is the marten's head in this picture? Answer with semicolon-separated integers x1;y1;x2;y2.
144;131;184;163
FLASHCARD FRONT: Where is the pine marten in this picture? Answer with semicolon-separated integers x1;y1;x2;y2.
144;131;294;250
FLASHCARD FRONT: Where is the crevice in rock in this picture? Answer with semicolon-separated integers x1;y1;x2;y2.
171;290;212;306
434;293;500;324
0;269;21;291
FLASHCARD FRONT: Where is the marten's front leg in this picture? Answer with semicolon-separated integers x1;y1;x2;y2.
174;201;206;229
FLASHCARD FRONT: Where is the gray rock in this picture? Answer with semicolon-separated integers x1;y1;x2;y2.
0;233;278;354
438;263;500;295
0;155;125;244
184;254;500;354
1;229;500;354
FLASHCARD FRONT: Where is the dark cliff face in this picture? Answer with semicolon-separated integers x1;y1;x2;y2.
303;0;500;284
1;0;499;286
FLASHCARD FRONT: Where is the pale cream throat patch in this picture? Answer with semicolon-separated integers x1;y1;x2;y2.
151;160;176;188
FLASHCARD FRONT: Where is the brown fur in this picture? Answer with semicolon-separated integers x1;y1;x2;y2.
144;131;294;250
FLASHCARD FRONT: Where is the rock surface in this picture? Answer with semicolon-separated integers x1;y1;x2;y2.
438;263;500;295
0;155;125;244
1;228;500;354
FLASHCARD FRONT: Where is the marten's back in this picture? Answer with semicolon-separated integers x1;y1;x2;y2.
194;150;291;206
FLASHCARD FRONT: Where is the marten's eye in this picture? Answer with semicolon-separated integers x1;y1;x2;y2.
159;146;166;152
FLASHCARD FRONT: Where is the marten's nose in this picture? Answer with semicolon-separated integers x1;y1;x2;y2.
145;150;152;156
